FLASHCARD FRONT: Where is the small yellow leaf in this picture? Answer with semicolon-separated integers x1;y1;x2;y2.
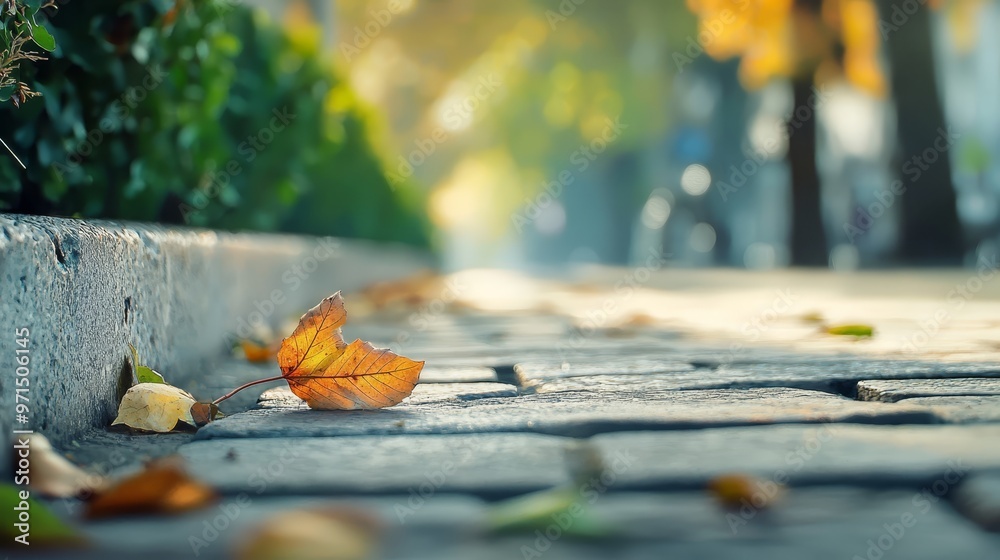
708;473;784;510
824;324;875;337
112;383;199;432
240;340;278;363
236;507;381;560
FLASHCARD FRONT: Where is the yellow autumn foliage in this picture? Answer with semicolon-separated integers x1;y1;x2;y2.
684;0;982;96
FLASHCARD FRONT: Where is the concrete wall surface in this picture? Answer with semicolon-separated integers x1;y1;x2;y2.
0;214;431;447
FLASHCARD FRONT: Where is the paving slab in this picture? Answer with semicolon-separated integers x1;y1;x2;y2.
257;383;519;409
24;488;1000;560
178;433;572;497
902;396;1000;423
857;378;1000;402
418;366;499;383
517;359;1000;392
590;424;1000;491
195;388;937;440
952;472;1000;532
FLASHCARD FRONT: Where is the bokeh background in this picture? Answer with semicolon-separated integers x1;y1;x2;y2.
2;0;998;272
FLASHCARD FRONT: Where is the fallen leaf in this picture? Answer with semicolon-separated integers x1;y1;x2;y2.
236;507;381;560
707;474;784;510
1;483;84;546
21;433;108;498
800;311;825;324
240;340;278;363
277;293;423;410
112;383;199;432
85;457;216;519
488;486;611;538
277;293;348;375
129;343;166;384
358;270;441;310
190;402;223;426
824;324;875;337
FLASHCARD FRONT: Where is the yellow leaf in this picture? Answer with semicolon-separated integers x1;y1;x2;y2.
240;339;278;363
112;383;199;432
236;507;381;560
278;293;423;410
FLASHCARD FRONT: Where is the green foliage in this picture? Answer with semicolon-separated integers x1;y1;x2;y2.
0;0;429;247
0;0;58;107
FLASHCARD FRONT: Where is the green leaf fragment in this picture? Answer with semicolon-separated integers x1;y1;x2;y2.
30;24;56;51
487;486;613;538
0;483;84;545
825;324;875;337
129;343;166;384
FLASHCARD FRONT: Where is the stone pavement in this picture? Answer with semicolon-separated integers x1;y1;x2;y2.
18;269;1000;559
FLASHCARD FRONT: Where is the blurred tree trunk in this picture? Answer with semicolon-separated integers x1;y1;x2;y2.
876;0;963;264
787;77;828;266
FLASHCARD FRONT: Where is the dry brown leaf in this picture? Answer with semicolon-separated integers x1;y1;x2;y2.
236;507;381;560
707;473;784;510
21;433;108;498
85;457;216;519
277;293;422;410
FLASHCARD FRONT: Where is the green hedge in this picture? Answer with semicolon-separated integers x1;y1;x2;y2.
0;0;429;247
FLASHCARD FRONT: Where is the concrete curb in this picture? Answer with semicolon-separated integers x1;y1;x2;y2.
0;214;432;446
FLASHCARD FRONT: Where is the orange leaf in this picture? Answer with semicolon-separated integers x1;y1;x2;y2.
85;458;216;519
278;292;349;376
278;293;423;410
707;473;783;510
241;340;278;363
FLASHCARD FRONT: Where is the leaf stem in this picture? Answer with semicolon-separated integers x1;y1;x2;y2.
213;375;285;405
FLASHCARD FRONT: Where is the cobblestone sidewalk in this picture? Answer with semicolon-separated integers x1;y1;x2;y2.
23;270;1000;559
